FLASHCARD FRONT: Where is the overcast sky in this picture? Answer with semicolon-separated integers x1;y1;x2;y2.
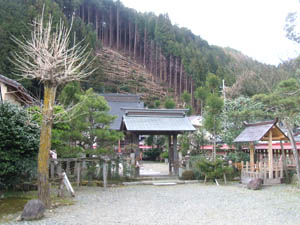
121;0;300;65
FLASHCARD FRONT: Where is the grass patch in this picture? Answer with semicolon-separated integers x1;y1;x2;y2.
0;189;75;223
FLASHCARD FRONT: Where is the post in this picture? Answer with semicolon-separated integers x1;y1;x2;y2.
130;152;135;177
115;157;120;178
168;135;173;175
173;134;179;176
268;129;273;179
133;133;140;177
250;142;255;172
123;159;127;177
57;162;62;176
178;151;183;177
259;161;263;178
280;160;283;179
50;161;54;179
264;161;267;180
77;161;81;187
108;161;112;179
103;161;107;190
66;160;70;176
280;141;288;178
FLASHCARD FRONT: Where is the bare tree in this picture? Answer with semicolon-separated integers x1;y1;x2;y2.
11;11;94;208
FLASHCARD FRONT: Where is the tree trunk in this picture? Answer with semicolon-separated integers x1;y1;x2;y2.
213;116;216;162
124;24;127;52
109;6;113;48
164;56;167;82
159;47;162;82
191;78;194;108
87;5;90;24
169;55;172;89
185;73;188;92
280;140;288;178
179;60;183;97
101;15;104;44
175;57;178;96
155;43;158;81
139;34;142;63
38;83;57;209
95;12;98;41
150;40;153;78
129;22;132;56
284;120;300;182
134;22;137;59
81;5;85;23
143;26;147;67
116;4;120;50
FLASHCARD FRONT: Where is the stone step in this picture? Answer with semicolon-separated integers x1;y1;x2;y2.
122;180;200;186
136;175;177;181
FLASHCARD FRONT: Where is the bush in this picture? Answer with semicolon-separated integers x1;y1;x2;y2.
164;98;175;109
192;156;234;181
160;151;168;159
0;102;40;190
143;148;160;161
181;170;195;180
225;151;249;163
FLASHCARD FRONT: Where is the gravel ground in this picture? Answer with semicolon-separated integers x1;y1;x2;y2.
140;161;169;176
6;183;300;225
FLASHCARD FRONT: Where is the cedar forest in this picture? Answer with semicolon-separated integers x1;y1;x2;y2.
1;0;299;108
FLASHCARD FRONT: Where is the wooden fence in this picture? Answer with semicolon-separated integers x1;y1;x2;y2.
241;161;283;184
49;154;137;187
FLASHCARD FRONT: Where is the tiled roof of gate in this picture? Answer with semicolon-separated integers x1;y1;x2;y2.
121;109;196;132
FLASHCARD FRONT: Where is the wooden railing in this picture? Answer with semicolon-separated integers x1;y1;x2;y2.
49;154;137;187
241;161;283;184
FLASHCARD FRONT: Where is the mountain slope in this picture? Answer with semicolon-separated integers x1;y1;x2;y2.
97;47;169;106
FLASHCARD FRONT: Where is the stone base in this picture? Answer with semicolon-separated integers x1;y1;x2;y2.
263;178;282;185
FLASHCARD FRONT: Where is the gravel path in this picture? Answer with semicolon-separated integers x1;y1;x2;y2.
6;183;300;225
140;161;169;176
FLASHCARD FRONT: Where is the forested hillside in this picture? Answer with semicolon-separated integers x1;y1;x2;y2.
0;0;295;109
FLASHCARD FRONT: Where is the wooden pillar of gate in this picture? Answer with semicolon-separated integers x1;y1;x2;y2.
168;135;173;175
250;142;255;172
173;134;179;176
268;129;273;179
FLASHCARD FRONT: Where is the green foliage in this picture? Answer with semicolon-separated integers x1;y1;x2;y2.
154;100;161;108
143;148;160;161
225;151;250;163
186;104;193;116
189;128;210;155
27;105;74;157
204;94;224;137
58;82;83;106
164;97;176;109
181;91;191;105
65;88;123;156
206;73;220;94
193;157;234;180
194;86;208;101
160;151;168;159
0;102;40;189
178;133;190;156
220;96;267;145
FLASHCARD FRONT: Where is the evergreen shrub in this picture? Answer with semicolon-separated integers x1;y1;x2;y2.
0;102;40;190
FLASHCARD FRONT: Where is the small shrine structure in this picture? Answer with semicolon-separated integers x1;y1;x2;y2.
233;119;289;184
